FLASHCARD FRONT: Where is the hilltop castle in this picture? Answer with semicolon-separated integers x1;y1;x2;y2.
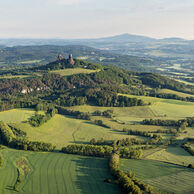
57;54;75;65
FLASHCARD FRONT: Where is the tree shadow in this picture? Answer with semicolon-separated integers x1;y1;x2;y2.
165;146;192;156
5;185;14;191
71;156;121;194
69;141;89;144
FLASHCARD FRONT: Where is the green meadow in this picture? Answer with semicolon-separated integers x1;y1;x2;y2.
50;68;100;76
159;89;194;98
0;109;35;123
119;159;194;193
12;113;131;149
0;148;120;194
146;146;194;166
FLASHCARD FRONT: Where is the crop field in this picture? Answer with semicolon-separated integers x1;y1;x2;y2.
176;127;194;140
159;89;194;98
66;94;194;123
13;114;131;149
0;149;120;194
91;116;172;133
118;94;194;120
146;146;194;166
119;159;194;193
50;68;100;76
0;109;35;123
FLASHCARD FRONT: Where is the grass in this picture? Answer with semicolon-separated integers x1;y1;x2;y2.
146;146;194;166
119;159;190;180
66;94;194;122
159;89;194;98
119;158;194;193
50;68;100;76
0;109;35;123
0;75;30;79
13;114;131;149
0;148;121;194
91;116;172;133
174;79;194;86
146;171;194;194
118;93;194;120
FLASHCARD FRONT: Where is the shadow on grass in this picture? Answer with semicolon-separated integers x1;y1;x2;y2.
165;146;192;156
72;157;121;194
5;186;14;191
69;141;89;144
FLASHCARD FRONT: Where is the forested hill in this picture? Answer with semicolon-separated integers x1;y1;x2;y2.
0;57;193;112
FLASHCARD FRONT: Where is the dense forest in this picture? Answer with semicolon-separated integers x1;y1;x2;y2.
0;57;193;112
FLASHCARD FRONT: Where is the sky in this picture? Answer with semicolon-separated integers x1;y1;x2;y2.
0;0;194;39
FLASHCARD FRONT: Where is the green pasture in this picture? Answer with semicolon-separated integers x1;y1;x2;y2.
146;146;194;166
159;89;194;98
119;158;194;193
91;116;172;133
0;149;120;194
118;94;194;120
13;114;131;149
66;94;194;124
0;109;35;123
50;68;100;76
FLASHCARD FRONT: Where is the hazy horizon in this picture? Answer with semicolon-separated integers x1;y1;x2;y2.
0;0;194;39
0;33;193;41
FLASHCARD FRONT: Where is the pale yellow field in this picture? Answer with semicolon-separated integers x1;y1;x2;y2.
0;109;35;123
50;68;100;76
159;89;194;98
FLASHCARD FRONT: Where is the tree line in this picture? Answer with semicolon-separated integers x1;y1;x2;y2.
148;91;194;102
142;118;194;128
109;153;155;194
182;139;194;156
0;121;55;151
61;144;143;159
61;144;113;157
0;153;4;168
56;106;91;120
86;88;145;107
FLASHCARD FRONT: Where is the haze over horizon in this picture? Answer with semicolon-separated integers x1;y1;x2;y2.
0;0;194;40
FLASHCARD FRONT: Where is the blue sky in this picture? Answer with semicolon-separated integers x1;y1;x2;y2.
0;0;194;39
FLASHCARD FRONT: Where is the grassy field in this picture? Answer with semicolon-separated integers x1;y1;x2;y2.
91;116;172;133
66;94;194;123
146;146;194;166
13;113;132;149
0;75;30;79
174;79;194;86
50;68;100;76
159;89;194;98
119;159;194;193
118;94;194;120
0;148;121;194
0;109;35;123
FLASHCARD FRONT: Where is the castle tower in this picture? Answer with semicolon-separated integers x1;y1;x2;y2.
68;54;75;65
57;54;63;61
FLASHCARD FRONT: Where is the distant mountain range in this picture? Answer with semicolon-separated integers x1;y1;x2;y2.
0;33;191;47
